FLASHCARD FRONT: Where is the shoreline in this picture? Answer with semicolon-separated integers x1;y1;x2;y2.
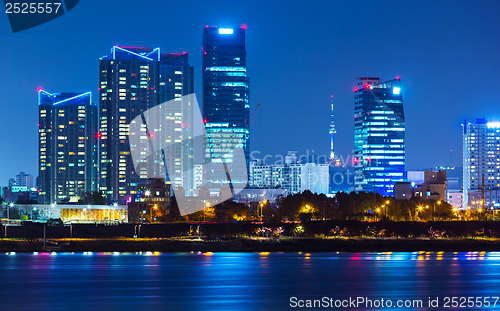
2;237;500;253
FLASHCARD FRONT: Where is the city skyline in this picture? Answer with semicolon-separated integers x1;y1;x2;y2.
1;1;500;185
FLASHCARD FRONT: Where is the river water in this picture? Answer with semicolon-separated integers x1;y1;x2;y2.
1;252;499;310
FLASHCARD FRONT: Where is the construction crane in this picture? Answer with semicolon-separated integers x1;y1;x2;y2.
250;103;261;126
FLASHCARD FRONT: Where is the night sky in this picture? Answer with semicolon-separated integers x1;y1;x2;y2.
1;0;499;185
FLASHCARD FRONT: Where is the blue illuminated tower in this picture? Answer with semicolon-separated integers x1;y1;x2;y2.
38;90;97;204
202;26;250;190
353;77;405;196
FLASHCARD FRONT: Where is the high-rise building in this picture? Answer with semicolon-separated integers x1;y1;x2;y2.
99;46;194;204
15;172;34;189
202;26;250;191
38;91;98;204
354;77;405;196
462;118;500;209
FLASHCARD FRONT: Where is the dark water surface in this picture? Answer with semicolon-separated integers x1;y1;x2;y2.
0;251;499;310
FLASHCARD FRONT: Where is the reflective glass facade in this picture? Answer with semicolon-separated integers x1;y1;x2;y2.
354;77;405;196
202;26;250;188
38;91;97;204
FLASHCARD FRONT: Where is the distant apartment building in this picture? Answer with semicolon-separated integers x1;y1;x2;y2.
354;77;405;196
466;189;500;210
447;190;464;209
38;91;98;204
249;160;273;188
194;164;203;190
12;172;34;188
7;172;34;189
249;153;329;195
463;118;500;209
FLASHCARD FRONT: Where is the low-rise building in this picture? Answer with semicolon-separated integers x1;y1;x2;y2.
394;170;447;201
447;190;464;209
128;178;171;223
2;204;127;223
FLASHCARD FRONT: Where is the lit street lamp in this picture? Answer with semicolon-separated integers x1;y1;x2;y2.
204;201;210;222
432;200;441;221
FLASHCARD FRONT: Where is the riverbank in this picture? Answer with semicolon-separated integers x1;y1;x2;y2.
2;237;500;252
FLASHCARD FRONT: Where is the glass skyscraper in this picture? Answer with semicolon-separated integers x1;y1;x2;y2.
202;26;250;191
38;91;97;204
353;77;405;196
463;118;500;209
99;46;194;204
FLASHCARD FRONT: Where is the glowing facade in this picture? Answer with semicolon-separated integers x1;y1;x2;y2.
99;47;194;204
202;26;250;190
38;91;97;204
354;77;405;196
463;118;500;209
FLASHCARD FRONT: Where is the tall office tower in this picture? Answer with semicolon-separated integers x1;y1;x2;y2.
463;118;500;209
353;77;405;196
38;91;98;204
99;46;194;204
202;26;250;192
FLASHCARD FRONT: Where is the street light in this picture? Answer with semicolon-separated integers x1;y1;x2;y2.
8;203;13;221
259;201;266;221
432;200;442;221
384;200;390;219
204;201;210;222
50;203;55;219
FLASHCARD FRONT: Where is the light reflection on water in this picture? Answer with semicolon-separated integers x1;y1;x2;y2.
1;252;500;310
